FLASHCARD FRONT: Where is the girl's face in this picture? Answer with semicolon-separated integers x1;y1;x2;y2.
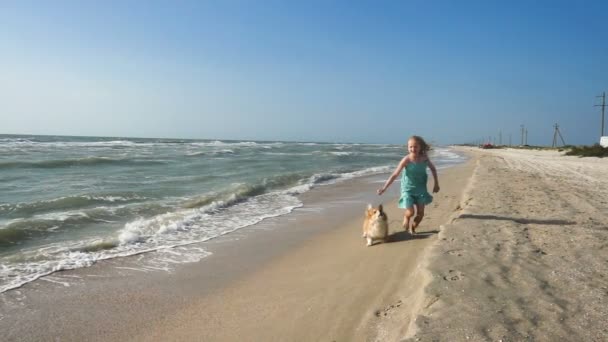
408;139;421;156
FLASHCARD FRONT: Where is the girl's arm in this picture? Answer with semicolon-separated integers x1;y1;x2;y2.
427;159;440;193
377;157;408;195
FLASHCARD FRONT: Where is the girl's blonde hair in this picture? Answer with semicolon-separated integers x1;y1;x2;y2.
408;135;430;156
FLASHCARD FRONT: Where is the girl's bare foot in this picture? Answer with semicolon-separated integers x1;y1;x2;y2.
411;216;423;234
403;217;411;234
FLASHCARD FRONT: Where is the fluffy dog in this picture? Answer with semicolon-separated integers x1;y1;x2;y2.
362;204;388;246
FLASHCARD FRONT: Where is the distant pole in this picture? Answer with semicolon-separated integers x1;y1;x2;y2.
509;134;512;147
499;131;502;145
552;124;566;147
596;92;606;137
520;124;525;145
525;129;528;145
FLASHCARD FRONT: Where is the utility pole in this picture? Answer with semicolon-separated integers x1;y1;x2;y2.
596;92;606;137
525;129;528;145
520;125;524;145
552;123;566;147
499;131;502;145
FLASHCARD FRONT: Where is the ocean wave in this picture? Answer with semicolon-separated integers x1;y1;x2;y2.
433;148;465;160
0;226;32;246
182;172;305;211
0;201;176;247
190;140;261;147
340;165;392;179
329;151;355;156
0;139;138;149
184;166;391;205
261;152;315;156
0;137;35;144
309;173;339;184
2;191;300;293
117;191;302;249
0;157;167;169
0;193;148;217
186;149;235;157
76;240;118;253
187;141;285;152
0;212;97;246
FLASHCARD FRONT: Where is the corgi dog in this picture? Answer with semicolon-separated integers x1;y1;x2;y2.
362;204;388;246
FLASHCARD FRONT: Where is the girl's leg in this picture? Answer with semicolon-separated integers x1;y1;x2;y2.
412;204;425;233
403;208;415;233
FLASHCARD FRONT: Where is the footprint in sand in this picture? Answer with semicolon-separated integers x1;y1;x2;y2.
374;300;403;317
446;249;465;257
443;270;464;281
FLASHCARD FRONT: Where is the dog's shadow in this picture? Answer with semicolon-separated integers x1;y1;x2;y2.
388;230;439;243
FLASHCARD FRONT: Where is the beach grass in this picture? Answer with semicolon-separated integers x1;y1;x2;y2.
564;144;608;157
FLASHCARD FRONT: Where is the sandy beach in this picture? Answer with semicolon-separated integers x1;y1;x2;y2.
2;147;607;341
409;147;608;341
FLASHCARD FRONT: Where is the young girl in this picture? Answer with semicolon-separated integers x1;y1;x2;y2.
377;135;440;234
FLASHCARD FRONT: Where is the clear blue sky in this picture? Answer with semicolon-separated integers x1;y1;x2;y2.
2;0;607;145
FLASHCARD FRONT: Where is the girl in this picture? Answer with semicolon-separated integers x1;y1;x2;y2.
377;135;440;234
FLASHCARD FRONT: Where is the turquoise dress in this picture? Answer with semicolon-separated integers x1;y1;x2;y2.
398;160;433;209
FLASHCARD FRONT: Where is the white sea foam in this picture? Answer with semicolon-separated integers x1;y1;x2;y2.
191;140;260;147
330;151;355;156
434;148;465;160
0;191;304;293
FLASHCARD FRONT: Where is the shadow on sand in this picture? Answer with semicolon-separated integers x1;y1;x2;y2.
388;230;439;243
458;214;576;226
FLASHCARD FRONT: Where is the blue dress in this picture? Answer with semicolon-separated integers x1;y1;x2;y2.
398;160;433;209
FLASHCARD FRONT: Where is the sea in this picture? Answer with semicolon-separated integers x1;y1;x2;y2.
0;134;466;293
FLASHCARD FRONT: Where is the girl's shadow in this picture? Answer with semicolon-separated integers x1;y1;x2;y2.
388;230;439;243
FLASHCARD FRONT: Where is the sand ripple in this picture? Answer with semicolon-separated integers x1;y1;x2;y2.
409;148;608;341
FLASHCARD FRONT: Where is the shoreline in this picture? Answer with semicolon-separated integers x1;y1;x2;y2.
1;154;474;341
129;157;476;341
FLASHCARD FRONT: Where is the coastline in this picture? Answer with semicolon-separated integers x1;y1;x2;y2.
1;153;475;341
8;147;605;341
129;158;476;341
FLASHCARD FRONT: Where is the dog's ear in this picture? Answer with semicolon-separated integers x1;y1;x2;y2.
367;204;372;210
378;204;383;212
